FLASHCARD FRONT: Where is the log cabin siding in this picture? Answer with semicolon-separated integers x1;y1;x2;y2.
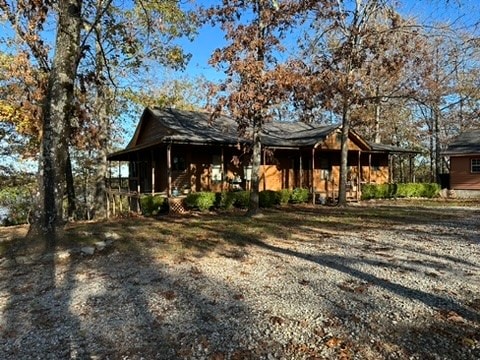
319;131;363;151
124;142;391;197
108;108;414;198
450;156;480;190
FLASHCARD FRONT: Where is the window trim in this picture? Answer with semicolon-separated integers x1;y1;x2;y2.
471;158;480;173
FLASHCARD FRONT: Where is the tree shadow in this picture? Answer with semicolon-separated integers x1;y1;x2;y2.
188;212;480;358
0;223;275;359
0;232;90;358
2;205;477;359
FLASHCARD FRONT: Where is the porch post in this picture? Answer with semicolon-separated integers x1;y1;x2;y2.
368;153;372;184
357;150;361;201
299;152;303;188
409;154;414;183
136;152;141;194
262;148;266;190
167;144;172;197
118;161;121;191
388;154;393;183
311;147;315;204
151;149;155;195
221;147;225;190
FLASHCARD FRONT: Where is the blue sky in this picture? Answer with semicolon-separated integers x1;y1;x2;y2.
175;0;480;82
1;0;479;165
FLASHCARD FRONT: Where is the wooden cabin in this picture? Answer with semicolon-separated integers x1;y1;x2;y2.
107;107;413;202
444;129;480;198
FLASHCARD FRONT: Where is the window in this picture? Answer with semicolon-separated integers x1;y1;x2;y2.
211;155;222;181
244;165;253;181
471;159;480;173
172;156;186;171
319;158;331;180
371;157;381;171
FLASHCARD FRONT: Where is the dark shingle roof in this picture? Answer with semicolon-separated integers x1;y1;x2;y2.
368;143;419;154
130;107;337;149
108;107;416;160
444;130;480;155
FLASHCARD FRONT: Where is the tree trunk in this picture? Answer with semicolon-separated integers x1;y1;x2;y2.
65;149;76;219
246;0;265;216
374;86;381;143
34;0;82;242
247;119;261;215
433;104;441;183
337;103;350;206
93;6;109;219
428;115;435;183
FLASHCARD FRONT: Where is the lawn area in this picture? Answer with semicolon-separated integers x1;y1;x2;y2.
0;200;479;359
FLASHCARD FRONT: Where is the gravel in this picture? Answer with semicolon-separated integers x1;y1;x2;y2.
0;204;479;359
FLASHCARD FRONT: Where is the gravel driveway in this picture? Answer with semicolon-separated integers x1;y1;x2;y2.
1;202;479;359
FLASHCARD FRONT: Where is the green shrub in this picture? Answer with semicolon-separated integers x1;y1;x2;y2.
290;188;309;203
214;191;252;210
361;184;395;199
140;195;166;216
278;189;291;205
216;191;236;210
360;184;376;200
232;191;250;208
361;183;440;200
420;183;441;198
259;190;278;208
185;192;216;211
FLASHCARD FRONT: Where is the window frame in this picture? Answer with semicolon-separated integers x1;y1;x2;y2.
471;158;480;173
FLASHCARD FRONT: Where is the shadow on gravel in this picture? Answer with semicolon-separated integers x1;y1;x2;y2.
191;209;480;359
0;226;267;359
383;319;480;359
1;232;90;358
2;204;477;359
221;230;479;322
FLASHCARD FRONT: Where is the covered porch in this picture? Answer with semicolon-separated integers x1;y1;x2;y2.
106;142;413;208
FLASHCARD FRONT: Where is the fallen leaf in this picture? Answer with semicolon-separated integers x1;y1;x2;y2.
326;337;342;348
211;352;225;360
461;337;476;347
162;290;176;300
270;315;284;325
233;293;244;300
446;311;464;323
